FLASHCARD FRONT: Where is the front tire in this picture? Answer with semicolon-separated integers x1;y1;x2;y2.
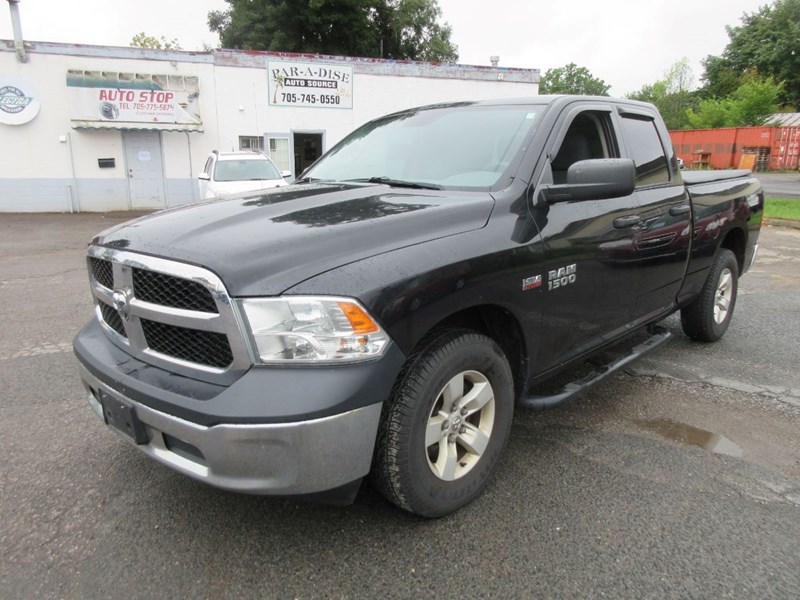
372;329;514;518
681;248;739;342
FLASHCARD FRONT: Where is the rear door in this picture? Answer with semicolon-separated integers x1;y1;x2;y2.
617;108;692;322
532;104;642;372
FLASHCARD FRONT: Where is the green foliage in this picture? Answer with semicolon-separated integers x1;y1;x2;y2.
699;55;741;99
627;59;697;130
686;98;733;129
208;0;458;62
701;0;800;109
539;63;610;96
733;76;784;124
130;32;182;50
765;198;800;221
687;76;783;128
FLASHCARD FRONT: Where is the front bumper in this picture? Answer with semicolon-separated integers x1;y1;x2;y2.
80;363;382;494
74;319;405;495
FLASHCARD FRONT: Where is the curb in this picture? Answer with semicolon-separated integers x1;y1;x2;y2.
764;218;800;230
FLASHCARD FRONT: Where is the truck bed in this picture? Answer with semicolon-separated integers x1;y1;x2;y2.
682;169;753;185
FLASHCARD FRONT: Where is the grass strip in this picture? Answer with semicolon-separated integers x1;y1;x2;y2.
764;197;800;221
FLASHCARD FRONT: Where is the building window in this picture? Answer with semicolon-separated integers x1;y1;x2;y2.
239;136;264;151
268;137;291;174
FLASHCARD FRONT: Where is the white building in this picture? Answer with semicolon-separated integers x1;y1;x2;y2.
0;40;539;212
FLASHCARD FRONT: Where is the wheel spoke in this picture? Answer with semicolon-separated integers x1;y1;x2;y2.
458;423;490;457
718;271;731;291
426;415;446;447
461;381;493;415
426;368;497;482
441;373;464;408
717;296;729;311
435;440;458;481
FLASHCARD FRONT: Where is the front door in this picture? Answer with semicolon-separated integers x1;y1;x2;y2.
533;107;641;372
123;131;166;209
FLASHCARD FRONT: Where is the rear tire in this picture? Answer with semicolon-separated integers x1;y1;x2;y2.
681;248;738;342
372;329;514;518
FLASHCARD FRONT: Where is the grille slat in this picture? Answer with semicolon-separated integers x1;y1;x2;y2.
89;251;239;374
90;257;114;289
141;319;233;369
133;268;217;313
100;303;126;337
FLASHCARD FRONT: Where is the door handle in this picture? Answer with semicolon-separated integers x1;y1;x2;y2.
669;205;691;216
613;215;641;228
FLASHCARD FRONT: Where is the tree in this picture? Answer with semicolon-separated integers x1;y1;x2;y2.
208;0;458;62
701;0;800;109
539;63;610;96
699;54;741;99
687;75;783;128
370;0;457;62
130;32;182;50
627;59;697;130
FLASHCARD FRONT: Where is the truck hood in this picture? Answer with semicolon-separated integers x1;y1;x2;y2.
93;183;495;296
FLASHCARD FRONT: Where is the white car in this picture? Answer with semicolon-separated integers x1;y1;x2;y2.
198;151;290;199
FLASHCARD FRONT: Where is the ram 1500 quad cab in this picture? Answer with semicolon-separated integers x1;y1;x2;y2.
74;96;763;517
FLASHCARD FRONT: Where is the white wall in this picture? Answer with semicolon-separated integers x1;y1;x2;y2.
0;45;538;212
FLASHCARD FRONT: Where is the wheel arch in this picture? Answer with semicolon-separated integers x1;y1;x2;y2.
417;304;529;401
719;226;747;275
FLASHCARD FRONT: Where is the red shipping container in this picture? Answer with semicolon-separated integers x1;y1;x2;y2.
669;126;800;171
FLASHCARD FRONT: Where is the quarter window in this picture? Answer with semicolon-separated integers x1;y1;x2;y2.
619;116;670;187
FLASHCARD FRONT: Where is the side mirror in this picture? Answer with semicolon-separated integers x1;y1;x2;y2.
541;158;635;203
198;173;211;181
280;170;291;179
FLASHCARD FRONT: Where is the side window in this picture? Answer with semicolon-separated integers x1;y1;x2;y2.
551;111;617;184
203;156;213;176
619;116;669;187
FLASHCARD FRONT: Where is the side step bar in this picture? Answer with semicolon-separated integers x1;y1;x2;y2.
518;328;672;411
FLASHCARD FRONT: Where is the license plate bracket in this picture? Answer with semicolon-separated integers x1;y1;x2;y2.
100;390;150;445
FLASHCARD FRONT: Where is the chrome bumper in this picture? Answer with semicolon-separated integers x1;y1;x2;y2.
80;364;382;495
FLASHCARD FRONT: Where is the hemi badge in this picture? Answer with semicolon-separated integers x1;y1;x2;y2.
522;275;542;291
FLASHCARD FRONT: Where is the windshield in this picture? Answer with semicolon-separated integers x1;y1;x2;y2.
304;104;541;189
214;158;282;182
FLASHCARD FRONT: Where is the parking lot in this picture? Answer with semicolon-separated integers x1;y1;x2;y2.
1;213;799;598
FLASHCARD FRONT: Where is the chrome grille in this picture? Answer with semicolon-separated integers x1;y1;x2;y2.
89;257;114;289
99;302;126;337
86;248;249;384
141;319;233;368
132;268;217;313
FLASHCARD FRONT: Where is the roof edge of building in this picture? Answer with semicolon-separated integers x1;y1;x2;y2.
1;40;539;84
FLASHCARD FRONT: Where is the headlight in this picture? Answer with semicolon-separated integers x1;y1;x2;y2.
241;296;390;363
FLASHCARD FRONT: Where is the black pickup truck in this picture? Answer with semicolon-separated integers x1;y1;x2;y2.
74;96;763;517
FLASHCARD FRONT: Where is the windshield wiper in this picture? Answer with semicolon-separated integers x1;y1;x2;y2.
347;176;443;190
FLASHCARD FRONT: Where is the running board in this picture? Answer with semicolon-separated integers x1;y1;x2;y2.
517;328;672;411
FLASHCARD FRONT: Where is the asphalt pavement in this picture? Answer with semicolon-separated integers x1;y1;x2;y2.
1;214;799;599
754;172;800;198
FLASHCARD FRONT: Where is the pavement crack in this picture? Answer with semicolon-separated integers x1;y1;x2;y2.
626;368;800;409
